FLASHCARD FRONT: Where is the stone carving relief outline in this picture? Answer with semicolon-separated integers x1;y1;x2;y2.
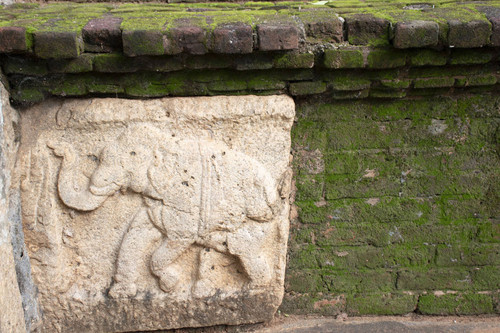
48;123;281;299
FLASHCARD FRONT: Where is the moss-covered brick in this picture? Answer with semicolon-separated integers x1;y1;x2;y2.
289;81;327;96
48;54;93;73
418;293;494;315
285;270;324;293
397;267;472;291
294;175;324;201
247;76;285;90
393;20;439;49
450;49;494;65
323;269;395;293
325;174;400;200
0;26;29;53
93;53;138;73
369;89;406;99
448;19;491;48
34;31;83;59
330;76;371;91
323;48;364;69
295;200;330;225
207;79;247;92
10;87;46;104
49;77;87;96
436;244;500;267
332;89;370;100
347;293;417;315
3;57;48;76
280;293;346;316
413;77;455;89
122;29;165;57
455;74;497;87
235;54;274;70
410;49;448;66
367;49;407;69
471;266;500;290
346;14;390;46
380;79;411;89
274;52;314;69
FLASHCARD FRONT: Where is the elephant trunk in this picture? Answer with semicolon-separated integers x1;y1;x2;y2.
52;143;109;211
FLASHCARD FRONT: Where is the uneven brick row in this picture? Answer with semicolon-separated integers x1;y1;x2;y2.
1;2;500;59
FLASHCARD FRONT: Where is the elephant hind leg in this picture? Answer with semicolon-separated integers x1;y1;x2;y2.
109;208;162;298
151;239;193;293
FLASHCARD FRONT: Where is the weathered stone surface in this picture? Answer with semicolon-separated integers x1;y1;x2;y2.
82;17;123;53
168;26;208;55
0;83;26;333
18;95;295;332
212;24;253;54
346;14;390;46
34;31;83;59
0;27;28;53
393;21;439;48
257;25;299;51
122;30;165;56
448;19;491;48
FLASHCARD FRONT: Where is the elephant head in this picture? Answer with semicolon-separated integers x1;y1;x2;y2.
49;124;167;211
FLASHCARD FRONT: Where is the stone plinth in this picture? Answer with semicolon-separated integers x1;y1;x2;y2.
17;95;295;332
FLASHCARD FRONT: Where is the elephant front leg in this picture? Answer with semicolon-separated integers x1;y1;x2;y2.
109;208;162;298
150;238;193;293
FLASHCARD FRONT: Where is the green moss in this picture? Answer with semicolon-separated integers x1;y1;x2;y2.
410;49;447;67
323;48;364;69
455;75;497;87
450;49;494;65
330;75;371;91
274;52;314;69
3;57;48;76
247;76;285;90
367;49;407;69
413;77;455;89
418;293;494;315
370;89;406;99
11;87;45;104
289;81;327;96
208;79;248;92
347;293;417;315
48;54;93;73
380;79;411;89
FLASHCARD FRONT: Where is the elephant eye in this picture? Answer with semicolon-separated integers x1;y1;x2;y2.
130;151;136;156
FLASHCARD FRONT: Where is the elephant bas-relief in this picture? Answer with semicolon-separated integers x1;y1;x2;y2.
49;124;283;298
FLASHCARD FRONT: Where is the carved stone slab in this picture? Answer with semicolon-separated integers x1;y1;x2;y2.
17;95;295;332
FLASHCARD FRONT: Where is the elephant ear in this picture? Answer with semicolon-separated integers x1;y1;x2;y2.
147;146;170;201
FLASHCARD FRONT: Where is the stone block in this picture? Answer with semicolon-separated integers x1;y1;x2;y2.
489;17;500;46
122;30;165;57
167;26;208;55
0;26;28;53
82;17;123;53
34;31;83;59
323;48;364;69
393;21;439;48
418;293;494;315
346;14;390;46
304;17;343;42
212;23;253;54
18;95;295;332
448;19;491;48
257;24;299;51
289;81;327;96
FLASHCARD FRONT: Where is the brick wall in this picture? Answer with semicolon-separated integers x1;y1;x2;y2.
283;95;500;315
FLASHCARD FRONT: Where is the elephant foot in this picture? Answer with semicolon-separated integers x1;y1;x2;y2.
192;279;216;299
108;282;137;299
156;267;180;293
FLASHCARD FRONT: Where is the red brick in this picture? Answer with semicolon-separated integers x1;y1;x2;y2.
0;26;28;53
34;31;83;59
167;26;208;55
82;17;122;53
212;23;253;54
448;19;491;48
257;24;299;51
